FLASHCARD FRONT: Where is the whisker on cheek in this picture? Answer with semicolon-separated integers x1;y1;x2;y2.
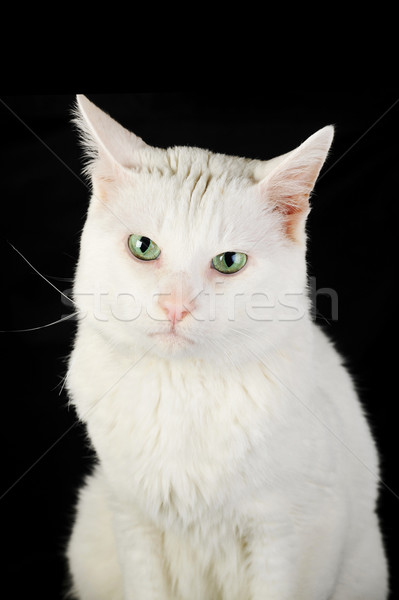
0;311;79;333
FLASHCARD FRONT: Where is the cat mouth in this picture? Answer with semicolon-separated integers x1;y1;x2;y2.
149;329;194;345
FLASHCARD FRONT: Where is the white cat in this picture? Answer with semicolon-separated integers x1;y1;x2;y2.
66;95;389;599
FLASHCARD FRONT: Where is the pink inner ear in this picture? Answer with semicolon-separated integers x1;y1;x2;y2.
265;173;312;242
258;126;334;244
264;160;325;243
274;193;310;242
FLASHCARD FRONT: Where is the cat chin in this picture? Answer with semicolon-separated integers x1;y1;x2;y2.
149;330;195;356
147;331;244;367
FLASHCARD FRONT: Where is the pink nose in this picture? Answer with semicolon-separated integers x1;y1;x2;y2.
159;298;190;325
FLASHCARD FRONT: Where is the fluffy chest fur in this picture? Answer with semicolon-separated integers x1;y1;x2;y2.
68;325;336;534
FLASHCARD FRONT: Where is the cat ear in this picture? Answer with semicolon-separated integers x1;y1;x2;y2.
74;95;148;193
258;126;334;243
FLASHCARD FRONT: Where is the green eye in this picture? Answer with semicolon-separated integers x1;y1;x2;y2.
128;234;161;261
212;251;247;274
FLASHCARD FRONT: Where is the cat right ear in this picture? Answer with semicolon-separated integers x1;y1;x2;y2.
74;95;148;195
257;126;334;245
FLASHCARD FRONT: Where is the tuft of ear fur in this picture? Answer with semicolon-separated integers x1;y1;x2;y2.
259;126;334;244
73;95;148;194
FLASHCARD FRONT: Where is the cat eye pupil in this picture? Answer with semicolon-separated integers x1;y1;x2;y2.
138;236;150;253
224;252;236;268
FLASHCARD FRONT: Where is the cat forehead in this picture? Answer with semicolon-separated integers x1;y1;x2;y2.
120;146;265;228
135;145;266;184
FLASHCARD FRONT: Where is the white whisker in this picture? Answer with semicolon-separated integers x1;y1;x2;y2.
57;371;69;396
8;242;77;307
2;242;79;333
1;311;79;333
44;274;74;282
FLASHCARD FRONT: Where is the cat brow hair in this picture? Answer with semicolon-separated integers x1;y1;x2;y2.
188;170;213;205
188;152;212;203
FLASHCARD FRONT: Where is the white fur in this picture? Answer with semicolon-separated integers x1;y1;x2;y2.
66;96;388;599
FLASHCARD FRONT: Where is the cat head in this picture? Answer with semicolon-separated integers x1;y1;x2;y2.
73;95;333;366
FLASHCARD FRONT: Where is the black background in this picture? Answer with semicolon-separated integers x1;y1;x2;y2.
1;92;398;598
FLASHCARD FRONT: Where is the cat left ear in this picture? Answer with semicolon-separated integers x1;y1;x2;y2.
258;126;334;243
74;95;148;189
